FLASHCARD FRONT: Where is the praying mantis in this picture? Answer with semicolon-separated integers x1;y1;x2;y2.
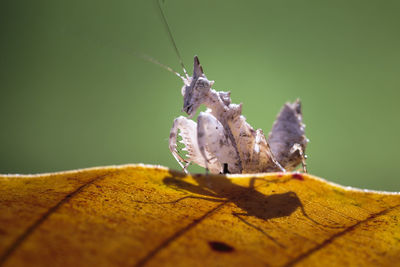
155;1;308;174
168;56;308;174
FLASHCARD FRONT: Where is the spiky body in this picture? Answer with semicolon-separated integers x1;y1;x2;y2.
169;56;307;174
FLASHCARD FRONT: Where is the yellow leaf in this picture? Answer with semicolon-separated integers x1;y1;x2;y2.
0;164;399;266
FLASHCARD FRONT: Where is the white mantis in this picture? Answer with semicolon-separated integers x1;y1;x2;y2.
156;1;308;174
168;56;308;174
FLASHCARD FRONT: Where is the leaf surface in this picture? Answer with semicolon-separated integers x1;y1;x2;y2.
0;165;399;266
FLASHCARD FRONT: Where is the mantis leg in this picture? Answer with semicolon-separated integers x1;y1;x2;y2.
290;143;308;173
169;116;221;173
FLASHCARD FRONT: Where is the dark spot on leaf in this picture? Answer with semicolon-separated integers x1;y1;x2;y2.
208;241;234;253
292;173;304;181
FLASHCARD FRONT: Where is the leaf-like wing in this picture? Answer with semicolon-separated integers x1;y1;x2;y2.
268;99;308;171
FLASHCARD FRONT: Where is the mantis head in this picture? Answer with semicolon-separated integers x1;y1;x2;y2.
181;56;214;118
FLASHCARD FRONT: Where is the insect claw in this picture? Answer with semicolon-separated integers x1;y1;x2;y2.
302;163;308;173
277;162;286;173
289;144;307;173
182;161;191;174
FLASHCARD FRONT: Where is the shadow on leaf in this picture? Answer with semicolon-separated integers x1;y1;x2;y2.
135;170;345;248
165;171;345;244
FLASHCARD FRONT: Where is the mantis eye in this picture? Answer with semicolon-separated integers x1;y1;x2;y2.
196;77;211;90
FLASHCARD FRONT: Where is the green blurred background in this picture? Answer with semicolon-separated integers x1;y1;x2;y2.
0;0;399;191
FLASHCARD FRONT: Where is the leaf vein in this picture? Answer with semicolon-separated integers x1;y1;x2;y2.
135;201;229;267
0;173;109;265
283;203;400;267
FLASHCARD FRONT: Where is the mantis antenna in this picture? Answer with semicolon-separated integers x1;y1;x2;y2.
156;0;190;80
136;52;187;82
